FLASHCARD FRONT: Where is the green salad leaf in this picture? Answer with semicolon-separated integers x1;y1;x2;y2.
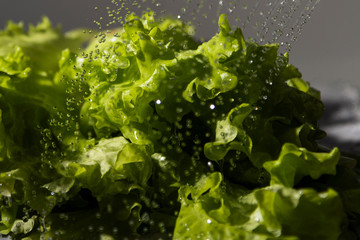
175;172;344;240
0;12;359;240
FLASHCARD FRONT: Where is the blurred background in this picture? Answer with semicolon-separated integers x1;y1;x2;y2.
0;0;360;153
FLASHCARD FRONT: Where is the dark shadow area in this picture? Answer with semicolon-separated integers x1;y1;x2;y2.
320;100;358;126
319;99;360;155
318;136;360;156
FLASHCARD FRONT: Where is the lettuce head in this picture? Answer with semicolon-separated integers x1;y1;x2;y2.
0;12;359;240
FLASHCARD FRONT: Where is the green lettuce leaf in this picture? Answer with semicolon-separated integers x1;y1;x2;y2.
263;143;340;187
174;172;345;240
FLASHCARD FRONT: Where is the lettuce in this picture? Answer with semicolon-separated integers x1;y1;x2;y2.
0;12;359;239
175;172;344;240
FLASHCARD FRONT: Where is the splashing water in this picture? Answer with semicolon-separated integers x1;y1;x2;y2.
93;0;321;52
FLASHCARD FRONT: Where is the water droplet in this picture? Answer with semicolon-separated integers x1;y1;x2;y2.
176;107;183;114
